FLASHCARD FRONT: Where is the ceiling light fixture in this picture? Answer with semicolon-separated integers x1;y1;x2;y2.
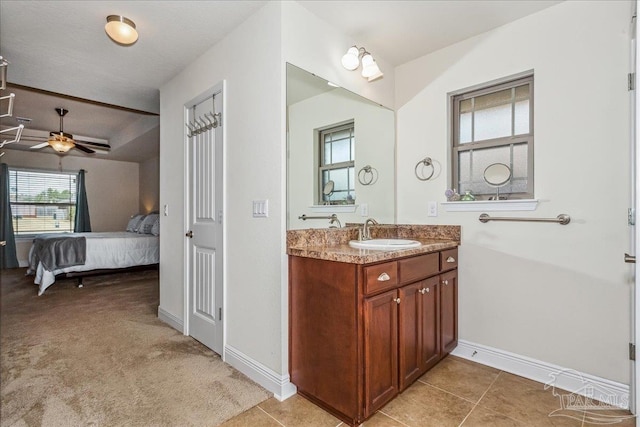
105;15;138;45
48;134;75;153
341;46;384;82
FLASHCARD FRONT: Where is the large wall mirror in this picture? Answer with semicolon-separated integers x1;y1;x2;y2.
286;63;396;229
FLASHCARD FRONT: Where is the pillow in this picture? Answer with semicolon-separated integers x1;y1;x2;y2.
138;214;159;234
126;214;146;232
150;216;160;236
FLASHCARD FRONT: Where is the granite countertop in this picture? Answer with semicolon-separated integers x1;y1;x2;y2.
287;224;460;265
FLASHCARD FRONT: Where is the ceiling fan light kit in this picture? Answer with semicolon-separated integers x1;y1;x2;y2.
48;133;75;153
47;108;74;153
105;15;138;45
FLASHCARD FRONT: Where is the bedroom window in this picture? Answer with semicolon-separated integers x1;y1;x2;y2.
318;122;355;204
451;73;534;199
8;168;77;235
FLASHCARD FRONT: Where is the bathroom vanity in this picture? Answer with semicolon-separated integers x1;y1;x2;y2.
287;225;460;426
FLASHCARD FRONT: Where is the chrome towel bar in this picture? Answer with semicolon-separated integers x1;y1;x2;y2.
479;213;570;225
299;214;336;220
298;213;341;228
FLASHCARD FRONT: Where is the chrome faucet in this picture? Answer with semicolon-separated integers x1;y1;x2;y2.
362;218;378;240
329;214;342;228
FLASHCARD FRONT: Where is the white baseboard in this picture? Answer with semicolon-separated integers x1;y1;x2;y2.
157;306;184;332
451;340;629;410
224;344;297;401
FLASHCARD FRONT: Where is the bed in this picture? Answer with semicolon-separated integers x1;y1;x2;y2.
27;215;160;295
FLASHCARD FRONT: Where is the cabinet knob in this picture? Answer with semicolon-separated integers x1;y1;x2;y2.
443;279;449;285
446;256;456;263
393;297;401;304
377;272;391;282
419;287;430;294
185;230;194;238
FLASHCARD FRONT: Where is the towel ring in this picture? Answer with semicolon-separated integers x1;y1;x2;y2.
358;165;378;185
415;157;435;181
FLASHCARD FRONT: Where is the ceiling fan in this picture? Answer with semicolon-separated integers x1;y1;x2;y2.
29;108;111;154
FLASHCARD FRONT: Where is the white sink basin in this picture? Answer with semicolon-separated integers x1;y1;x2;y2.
349;238;421;250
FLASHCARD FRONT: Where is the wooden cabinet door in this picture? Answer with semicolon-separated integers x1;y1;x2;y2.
398;276;441;392
421;276;441;371
364;289;399;417
398;281;422;391
440;270;458;355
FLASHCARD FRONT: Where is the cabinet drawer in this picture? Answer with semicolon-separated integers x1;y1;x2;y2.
364;261;398;295
398;253;439;284
440;248;458;271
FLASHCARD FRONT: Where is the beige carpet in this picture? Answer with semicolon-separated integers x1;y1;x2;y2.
0;268;270;426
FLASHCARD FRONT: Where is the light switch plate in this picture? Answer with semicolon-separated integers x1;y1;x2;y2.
253;200;268;218
360;203;369;217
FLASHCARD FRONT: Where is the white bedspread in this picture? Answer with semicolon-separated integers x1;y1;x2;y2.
28;232;159;295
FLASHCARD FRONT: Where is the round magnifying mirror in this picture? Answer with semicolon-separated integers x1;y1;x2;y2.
323;180;335;195
322;180;335;205
483;163;511;200
483;163;512;187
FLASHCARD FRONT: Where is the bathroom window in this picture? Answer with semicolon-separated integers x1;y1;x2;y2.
318;122;355;204
451;74;534;199
8;168;78;235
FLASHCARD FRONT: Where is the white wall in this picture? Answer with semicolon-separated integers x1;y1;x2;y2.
288;89;395;229
139;156;159;214
396;1;631;383
159;1;284;374
2;149;139;264
158;1;396;394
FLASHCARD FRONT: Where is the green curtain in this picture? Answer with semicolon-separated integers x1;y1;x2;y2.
0;163;19;269
74;169;91;232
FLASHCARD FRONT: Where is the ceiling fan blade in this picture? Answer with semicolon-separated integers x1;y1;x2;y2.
74;139;110;150
74;143;95;154
30;142;49;150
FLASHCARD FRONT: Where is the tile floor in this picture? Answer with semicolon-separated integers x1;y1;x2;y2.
220;356;634;427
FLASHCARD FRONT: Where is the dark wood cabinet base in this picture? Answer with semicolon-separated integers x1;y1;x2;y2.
289;248;458;426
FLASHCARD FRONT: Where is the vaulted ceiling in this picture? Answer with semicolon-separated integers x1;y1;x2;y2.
0;0;561;162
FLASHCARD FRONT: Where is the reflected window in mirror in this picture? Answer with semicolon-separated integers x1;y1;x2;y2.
451;73;534;199
318;122;356;205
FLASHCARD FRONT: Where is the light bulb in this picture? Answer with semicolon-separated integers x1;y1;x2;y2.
361;54;380;78
341;46;360;71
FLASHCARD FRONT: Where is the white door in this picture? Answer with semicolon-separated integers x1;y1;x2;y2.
631;1;639;420
186;85;224;354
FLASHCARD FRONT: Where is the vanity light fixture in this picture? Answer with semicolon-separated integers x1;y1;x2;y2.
340;46;384;82
105;15;138;45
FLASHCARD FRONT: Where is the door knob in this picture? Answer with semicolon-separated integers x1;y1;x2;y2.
625;253;636;264
185;230;193;238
